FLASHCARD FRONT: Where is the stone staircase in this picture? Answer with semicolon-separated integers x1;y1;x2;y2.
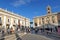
4;32;27;40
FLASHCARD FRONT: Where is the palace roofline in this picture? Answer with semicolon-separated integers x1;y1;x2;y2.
33;12;59;19
0;8;30;20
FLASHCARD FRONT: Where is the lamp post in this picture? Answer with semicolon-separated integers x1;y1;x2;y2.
42;18;44;32
24;18;27;34
42;21;44;32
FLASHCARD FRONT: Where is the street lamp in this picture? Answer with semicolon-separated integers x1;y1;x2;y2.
24;18;27;34
42;18;45;32
42;21;44;32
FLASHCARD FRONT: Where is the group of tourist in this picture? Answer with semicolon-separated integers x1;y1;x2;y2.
7;27;14;34
27;27;58;35
0;26;58;36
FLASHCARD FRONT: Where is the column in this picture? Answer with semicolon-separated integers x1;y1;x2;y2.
37;18;39;27
3;16;6;29
10;18;13;29
33;20;35;28
16;19;18;25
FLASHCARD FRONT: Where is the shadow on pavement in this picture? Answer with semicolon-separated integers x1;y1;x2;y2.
15;33;22;40
0;38;5;40
32;31;60;40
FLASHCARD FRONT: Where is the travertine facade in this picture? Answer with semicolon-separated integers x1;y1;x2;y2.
33;6;60;28
0;8;30;31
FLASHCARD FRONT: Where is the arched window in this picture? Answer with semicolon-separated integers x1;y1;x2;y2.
48;7;50;10
52;16;54;19
42;18;44;20
48;11;50;13
35;23;37;26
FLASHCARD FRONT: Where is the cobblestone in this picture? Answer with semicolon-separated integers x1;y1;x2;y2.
21;33;54;40
4;32;26;40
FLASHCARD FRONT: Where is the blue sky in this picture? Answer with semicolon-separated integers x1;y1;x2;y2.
0;0;60;21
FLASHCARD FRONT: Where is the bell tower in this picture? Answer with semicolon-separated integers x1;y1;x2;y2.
47;5;51;15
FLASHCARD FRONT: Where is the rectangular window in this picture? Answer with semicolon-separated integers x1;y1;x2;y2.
8;19;9;22
52;16;55;20
52;16;55;23
0;17;1;21
52;20;55;23
42;18;44;20
58;20;60;24
14;20;15;23
42;18;44;24
42;21;44;24
39;22;41;25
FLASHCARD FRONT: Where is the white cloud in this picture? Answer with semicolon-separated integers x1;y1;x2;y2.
12;0;32;7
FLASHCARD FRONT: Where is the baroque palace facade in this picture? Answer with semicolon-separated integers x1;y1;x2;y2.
33;6;60;29
0;8;30;32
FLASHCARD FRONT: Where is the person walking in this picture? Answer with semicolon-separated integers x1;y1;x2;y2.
51;28;52;32
1;28;5;40
7;28;10;34
28;28;30;33
2;29;4;36
7;27;10;34
10;27;14;34
35;29;38;34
